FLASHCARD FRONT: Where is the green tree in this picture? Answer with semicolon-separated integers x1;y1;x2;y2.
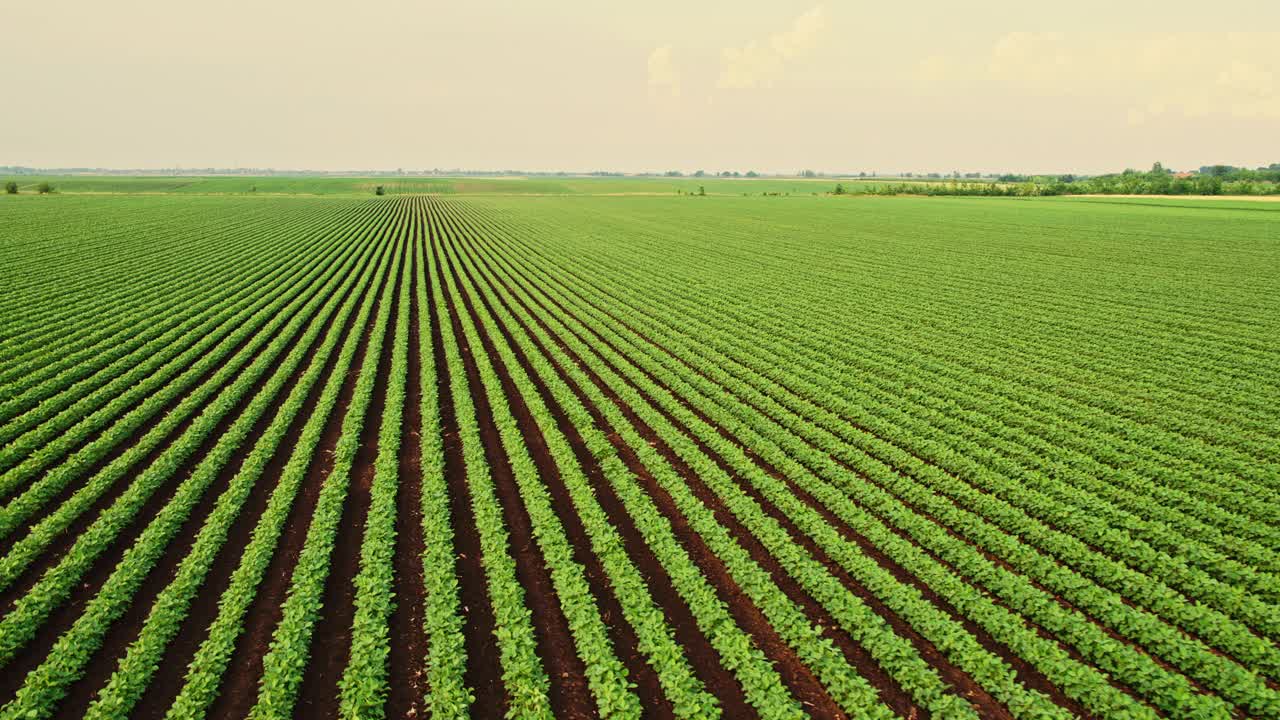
1195;176;1223;195
375;185;386;196
36;182;53;194
697;185;706;196
4;181;17;194
833;183;846;195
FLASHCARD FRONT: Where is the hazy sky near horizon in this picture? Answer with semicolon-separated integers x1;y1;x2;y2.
5;1;1279;174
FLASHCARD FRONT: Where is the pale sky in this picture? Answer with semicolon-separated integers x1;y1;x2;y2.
4;0;1279;174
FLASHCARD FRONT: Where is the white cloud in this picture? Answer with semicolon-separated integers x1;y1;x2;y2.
647;45;681;99
717;5;826;90
987;32;1076;87
915;32;1280;122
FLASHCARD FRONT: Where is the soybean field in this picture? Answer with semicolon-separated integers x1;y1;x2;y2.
1;191;1278;720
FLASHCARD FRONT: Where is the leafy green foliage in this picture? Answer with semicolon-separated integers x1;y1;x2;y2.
0;193;1276;720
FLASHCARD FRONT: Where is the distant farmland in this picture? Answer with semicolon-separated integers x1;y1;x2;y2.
0;191;1277;719
1;174;895;197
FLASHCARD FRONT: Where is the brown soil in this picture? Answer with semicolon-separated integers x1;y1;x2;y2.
421;205;506;718
47;231;381;720
449;224;867;719
204;232;398;720
386;200;429;720
428;213;597;720
293;228;408;720
128;246;388;720
437;229;671;717
0;249;357;710
449;238;754;717
0;234;354;544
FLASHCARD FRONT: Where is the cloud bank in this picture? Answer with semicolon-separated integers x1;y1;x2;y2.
647;45;681;99
717;5;826;89
917;32;1280;123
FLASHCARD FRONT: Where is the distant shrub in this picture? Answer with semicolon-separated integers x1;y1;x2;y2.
4;182;16;194
697;185;706;196
36;182;53;194
375;185;386;196
834;183;846;195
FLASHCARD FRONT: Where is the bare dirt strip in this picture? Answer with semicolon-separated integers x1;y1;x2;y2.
0;231;355;547
421;206;505;718
386;197;429;720
48;229;385;720
203;235;397;720
429;220;597;720
294;231;408;720
465;215;1164;717
0;242;364;710
436;228;670;716
448;222;888;719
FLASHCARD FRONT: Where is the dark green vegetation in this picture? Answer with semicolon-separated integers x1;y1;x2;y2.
0;192;1277;719
955;163;1280;197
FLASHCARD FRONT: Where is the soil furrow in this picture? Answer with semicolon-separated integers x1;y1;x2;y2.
490;253;1015;718
0;252;355;708
450;221;865;719
387;199;428;720
469;217;1168;717
204;230;397;720
430;217;596;720
293;228;408;720
45;230;377;720
422;208;506;718
123;231;389;720
437;230;668;716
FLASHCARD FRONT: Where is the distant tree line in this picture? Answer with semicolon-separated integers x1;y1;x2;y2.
1065;163;1280;196
4;182;54;194
664;170;761;178
866;163;1280;197
869;181;1068;197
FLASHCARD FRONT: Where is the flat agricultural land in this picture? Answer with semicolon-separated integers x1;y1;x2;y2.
0;190;1278;720
2;174;894;197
